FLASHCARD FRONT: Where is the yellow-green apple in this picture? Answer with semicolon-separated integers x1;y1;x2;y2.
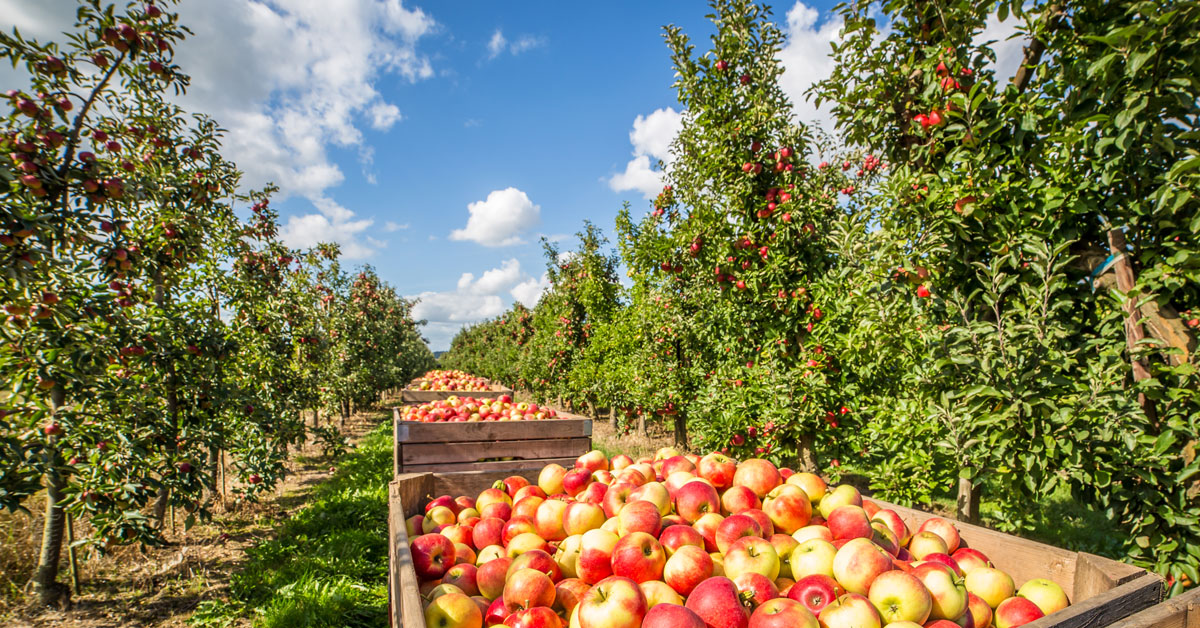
908;531;949;560
612;531;666;583
663;455;697;477
994;597;1045;628
425;592;483;628
576;576;648;628
884;622;924;628
535;499;570;542
967;593;994;628
734;571;780;607
506;606;563;628
630;482;672;515
734;459;783;498
912;563;968;620
788;574;844;614
741;509;776;538
618;500;663;537
592;470;614;485
716;514;765;554
539;463;567;495
474;518;505;550
425;506;459;533
791;538;838;579
577;529;619;584
428;583;465;599
477;557;512;600
699;452;738;490
1016;578;1068;615
554;577;592;617
867;570;933;624
771;534;801;579
503;567;555;611
832;538;894;595
444;563;479;596
602;517;620;534
711;552;725;576
751;597;819;628
685;576;752;628
723;485;762;515
643;603;707;628
871;523;901;557
917;519;960;554
828;506;873;541
695;512;725;552
661;524;706;556
506;532;551;558
413;533;457;580
870;510;909;546
419;580;443;597
964;567;1014;608
950;549;991;575
458;508;481;524
563;468;594;497
676;480;722;523
764;485;813;534
556;534;583;579
454;543;476;566
577;450;609;473
726;536;782;580
656;446;683;460
818;593;882;628
664;545;714;596
611;454;634;470
564;502;606;536
478;487;514;512
579;481;609;505
602;483;638;519
818;486;863;519
477;544;505;566
794;525;834;544
787;473;828;504
641;579;684;607
513;497;544;522
507;548;562;582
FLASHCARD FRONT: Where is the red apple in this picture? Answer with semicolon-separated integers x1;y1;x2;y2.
699;452;738;490
676;480;722;523
643;602;707;628
443;563;480;596
576;450;609;473
950;548;992;575
734;459;783;498
662;455;697;477
716;514;764;555
473;518;505;549
831;537;893;595
723;485;762;515
503;567;555;611
994;597;1045;628
789;574;844;615
967;593;994;628
917;519;961;554
818;593;881;628
611;531;666;583
734;571;780;608
577;528;619;584
871;510;909;546
563;468;594;497
828;506;872;541
503;516;538;546
611;454;634;470
513;497;544;522
751;597;819;628
763;485;812;534
686;576;752;628
602;482;638;519
477;557;512;600
506;606;563;628
617;500;663;537
412;533;457;580
554;577;592;617
741;509;775;538
664;545;714;596
508;548;561;582
535;499;570;542
694;513;725;552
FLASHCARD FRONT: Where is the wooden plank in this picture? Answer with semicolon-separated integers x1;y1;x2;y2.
387;480;425;628
396;418;593;444
401;437;591;466
1020;573;1163;628
400;456;579;475
1075;552;1152;600
428;467;549;502
1108;586;1199;628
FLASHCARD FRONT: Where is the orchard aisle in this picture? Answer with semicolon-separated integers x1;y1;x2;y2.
1;411;389;628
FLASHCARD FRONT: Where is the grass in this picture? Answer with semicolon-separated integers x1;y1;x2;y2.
189;422;394;628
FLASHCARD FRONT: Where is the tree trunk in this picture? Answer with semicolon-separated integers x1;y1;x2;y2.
637;413;647;438
1108;228;1159;427
31;387;70;608
672;411;688;449
956;477;982;524
340;399;349;428
796;433;818;472
311;408;319;428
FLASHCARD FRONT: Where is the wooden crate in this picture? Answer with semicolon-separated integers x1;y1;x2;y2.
386;467;1163;628
1106;587;1200;628
400;384;515;403
391;411;592;475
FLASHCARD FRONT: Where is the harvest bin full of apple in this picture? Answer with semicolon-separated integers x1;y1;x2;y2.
388;450;1163;628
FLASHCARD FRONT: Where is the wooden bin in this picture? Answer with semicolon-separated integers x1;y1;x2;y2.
391;412;592;475
400;384;515;404
1106;587;1200;628
386;467;1163;628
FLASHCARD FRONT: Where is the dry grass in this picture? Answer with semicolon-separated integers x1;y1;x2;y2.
0;410;387;628
590;416;676;461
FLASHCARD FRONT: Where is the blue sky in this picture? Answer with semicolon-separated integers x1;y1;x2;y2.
1;1;1023;349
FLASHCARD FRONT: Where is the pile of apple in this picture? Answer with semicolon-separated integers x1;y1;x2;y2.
417;370;495;391
409;449;1070;628
401;396;563;423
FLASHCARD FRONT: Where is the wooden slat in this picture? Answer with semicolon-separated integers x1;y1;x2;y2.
1021;573;1164;628
1108;587;1200;628
396;418;592;444
400;456;579;475
1075;552;1153;600
401;437;591;465
388;480;425;628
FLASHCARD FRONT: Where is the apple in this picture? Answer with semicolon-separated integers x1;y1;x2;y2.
676;480;722;523
699;452;738;490
828;506;873;541
667;472;700;496
917;519;961;554
556;534;583;579
441;524;472;546
642;603;707;628
660;524;706;556
734;571;780;608
429;583;466;600
871;510;909;546
763;485;813;534
912;563;968;621
577;528;619;584
867;569;933;624
554;577;592;617
429;495;463;515
818;486;863;519
611;531;666;583
964;567;1014;609
950;548;992;575
535;499;570;542
407;514;424;537
512;497;544;522
426;506;459;533
611;454;634;470
618;500;663;537
861;500;880;518
908;531;949;560
994;597;1045;628
425;592;483;628
514;486;547;502
477;487;513;512
539;463;567;495
664;545;715;596
443;563;480;596
459;508;481;524
412;533;457;580
602;483;638;519
485;596;509;624
1016;578;1068;615
770;534;801;579
578;481;609;505
630;482;672;515
694;512;725;552
503;567;555;611
741;509;775;538
793;525;834;544
788;574;844;615
576;450;609;473
477;544;505;565
506;606;564;627
685;576;752;628
641;579;684;607
791;538;838;579
507;549;562;582
576;576;647;628
967;593;994;628
480;502;513;521
454;543;476;566
832;538;894;595
716;514;765;554
507;532;551;558
663;455;697;477
751;597;819;628
726;536;782;581
477;557;512;600
870;523;901;557
775;576;795;597
787;473;828;504
498;475;531;497
563;468;594;497
921;554;962;577
564;501;606;536
504;516;538;545
734;459;783;498
818;593;882;628
723;485;764;514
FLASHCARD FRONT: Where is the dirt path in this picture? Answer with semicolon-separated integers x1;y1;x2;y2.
1;411;387;628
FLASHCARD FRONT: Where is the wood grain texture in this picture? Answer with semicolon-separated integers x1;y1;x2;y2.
387;480;424;628
1021;573;1164;628
400;437;591;466
1107;586;1200;628
396;418;592;444
1075;552;1153;600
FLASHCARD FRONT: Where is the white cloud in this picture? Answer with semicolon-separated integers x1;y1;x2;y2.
486;28;545;59
511;273;550;307
607;107;684;200
458;258;524;295
778;2;843;133
369;102;403;130
487;30;508;59
978;13;1026;81
410;258;547;350
384;221;410;232
449;187;541;247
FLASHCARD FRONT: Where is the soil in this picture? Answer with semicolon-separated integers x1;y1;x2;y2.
0;410;386;628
